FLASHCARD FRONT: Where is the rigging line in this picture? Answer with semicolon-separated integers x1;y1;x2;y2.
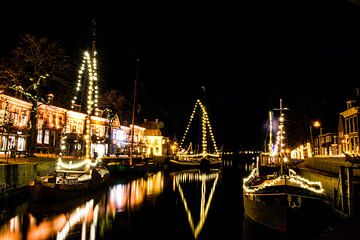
130;58;140;165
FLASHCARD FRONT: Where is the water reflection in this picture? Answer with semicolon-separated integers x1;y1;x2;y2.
108;170;164;213
171;169;220;239
0;171;164;240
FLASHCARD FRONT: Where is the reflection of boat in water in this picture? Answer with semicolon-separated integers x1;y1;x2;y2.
169;99;222;170
243;100;329;233
171;169;220;239
1;171;165;240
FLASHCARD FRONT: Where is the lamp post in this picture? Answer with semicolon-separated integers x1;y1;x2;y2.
310;121;321;157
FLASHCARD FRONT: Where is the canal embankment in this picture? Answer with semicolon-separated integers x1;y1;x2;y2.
299;156;360;177
0;155;56;200
292;158;360;239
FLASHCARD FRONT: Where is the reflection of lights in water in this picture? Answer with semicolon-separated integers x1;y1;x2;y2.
0;171;164;240
173;170;220;239
0;216;21;240
109;171;164;212
0;199;98;240
57;199;96;240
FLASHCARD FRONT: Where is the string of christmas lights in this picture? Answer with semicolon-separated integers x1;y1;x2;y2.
178;99;220;159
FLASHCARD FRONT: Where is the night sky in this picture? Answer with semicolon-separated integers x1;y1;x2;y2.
1;0;360;151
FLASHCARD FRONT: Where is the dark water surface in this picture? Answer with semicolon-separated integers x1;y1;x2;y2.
0;159;338;240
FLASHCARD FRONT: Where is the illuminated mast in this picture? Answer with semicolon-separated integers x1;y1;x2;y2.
269;110;273;155
274;99;288;176
179;99;219;158
70;19;100;160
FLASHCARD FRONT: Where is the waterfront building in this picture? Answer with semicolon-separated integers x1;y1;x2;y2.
36;94;67;154
141;119;163;157
313;132;338;156
338;99;359;154
0;93;31;153
0;90;174;159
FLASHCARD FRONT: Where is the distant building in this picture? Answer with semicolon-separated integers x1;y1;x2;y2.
141;119;163;157
338;99;359;154
313;132;338;156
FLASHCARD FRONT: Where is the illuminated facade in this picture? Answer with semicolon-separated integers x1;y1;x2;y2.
339;100;359;154
109;114;125;155
0;93;165;158
90;115;109;158
0;93;31;153
36;96;67;154
142;119;163;157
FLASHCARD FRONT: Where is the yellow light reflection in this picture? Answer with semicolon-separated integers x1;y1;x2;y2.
173;170;220;239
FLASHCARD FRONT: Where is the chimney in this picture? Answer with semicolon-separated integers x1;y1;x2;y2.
155;119;158;123
47;93;54;105
347;100;356;110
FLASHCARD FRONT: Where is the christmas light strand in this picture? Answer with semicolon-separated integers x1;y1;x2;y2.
179;99;220;159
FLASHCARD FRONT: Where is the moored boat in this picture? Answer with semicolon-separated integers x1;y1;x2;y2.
168;98;222;170
168;156;222;170
243;99;330;233
243;167;329;232
33;160;109;200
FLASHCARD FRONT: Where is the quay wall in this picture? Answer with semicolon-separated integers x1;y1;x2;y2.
0;161;56;196
299;157;360;177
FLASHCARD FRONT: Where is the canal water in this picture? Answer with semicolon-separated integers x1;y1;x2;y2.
0;159;339;240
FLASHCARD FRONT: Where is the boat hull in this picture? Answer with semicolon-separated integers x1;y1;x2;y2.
243;190;329;233
32;167;109;201
168;158;222;170
35;181;90;200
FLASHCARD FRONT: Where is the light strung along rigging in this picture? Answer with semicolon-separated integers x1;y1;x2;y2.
58;19;101;168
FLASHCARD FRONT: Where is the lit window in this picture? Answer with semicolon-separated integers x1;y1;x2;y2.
37;130;43;144
44;130;49;144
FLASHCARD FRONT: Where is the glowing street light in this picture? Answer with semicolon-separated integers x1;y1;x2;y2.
310;121;321;157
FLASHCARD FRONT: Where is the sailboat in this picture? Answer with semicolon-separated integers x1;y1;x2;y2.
105;59;156;176
33;20;109;200
169;98;222;169
242;99;329;232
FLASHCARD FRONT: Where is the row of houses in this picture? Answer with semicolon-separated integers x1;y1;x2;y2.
291;96;360;159
0;92;169;159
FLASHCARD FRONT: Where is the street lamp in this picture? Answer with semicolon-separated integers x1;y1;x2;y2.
310;121;321;157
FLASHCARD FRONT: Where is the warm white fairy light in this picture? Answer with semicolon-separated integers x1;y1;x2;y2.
56;158;101;170
174;170;220;239
178;99;220;160
70;50;99;115
243;167;325;195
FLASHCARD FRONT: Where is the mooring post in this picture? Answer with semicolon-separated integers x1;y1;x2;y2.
346;167;354;217
339;166;345;213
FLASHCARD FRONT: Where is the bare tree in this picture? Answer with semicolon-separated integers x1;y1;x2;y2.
101;89;131;122
0;34;71;156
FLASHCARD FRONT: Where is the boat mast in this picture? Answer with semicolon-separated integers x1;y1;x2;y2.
269;110;273;155
276;99;287;176
130;59;140;166
85;19;99;160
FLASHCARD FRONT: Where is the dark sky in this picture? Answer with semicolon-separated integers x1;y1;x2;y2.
1;0;360;150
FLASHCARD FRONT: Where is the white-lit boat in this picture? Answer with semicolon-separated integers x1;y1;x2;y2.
168;99;222;170
243;100;329;232
34;159;109;200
